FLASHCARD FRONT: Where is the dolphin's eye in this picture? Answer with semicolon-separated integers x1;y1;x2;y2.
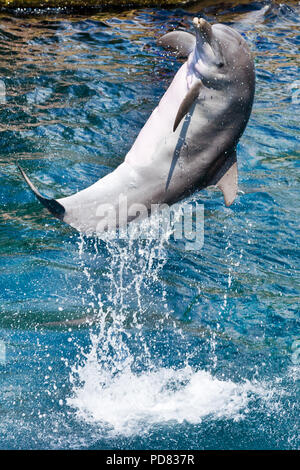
217;62;224;68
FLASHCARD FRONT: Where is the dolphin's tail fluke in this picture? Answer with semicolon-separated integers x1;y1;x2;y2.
17;164;65;221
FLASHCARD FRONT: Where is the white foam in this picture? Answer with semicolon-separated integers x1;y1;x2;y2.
67;361;270;437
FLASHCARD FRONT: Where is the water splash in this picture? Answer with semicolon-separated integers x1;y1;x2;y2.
66;212;272;436
68;213;174;406
68;364;271;437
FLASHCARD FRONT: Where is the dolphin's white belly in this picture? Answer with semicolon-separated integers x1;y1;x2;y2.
61;63;196;233
125;62;190;168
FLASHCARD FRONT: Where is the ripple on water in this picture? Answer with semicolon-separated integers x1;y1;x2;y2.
0;1;299;450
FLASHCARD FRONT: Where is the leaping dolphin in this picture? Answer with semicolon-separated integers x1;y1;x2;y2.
18;18;255;236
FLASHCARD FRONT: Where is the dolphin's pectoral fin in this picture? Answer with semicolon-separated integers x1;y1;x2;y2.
17;164;65;220
158;31;196;58
209;150;238;207
173;81;202;132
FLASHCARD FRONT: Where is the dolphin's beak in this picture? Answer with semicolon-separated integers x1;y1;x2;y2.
192;17;213;45
192;17;223;66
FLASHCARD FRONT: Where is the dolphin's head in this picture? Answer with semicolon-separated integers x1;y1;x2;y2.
191;18;253;86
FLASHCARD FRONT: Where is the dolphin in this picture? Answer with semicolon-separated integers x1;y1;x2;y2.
18;17;255;236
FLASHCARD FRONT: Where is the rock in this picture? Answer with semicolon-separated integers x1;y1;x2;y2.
0;0;197;10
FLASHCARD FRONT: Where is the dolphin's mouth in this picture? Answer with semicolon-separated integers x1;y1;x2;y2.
192;17;223;68
193;17;213;51
193;17;213;41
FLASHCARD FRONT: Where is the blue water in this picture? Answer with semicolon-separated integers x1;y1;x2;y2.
0;1;299;450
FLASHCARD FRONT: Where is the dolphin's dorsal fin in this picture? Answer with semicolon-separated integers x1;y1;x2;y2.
173;81;202;132
158;31;196;58
209;150;238;207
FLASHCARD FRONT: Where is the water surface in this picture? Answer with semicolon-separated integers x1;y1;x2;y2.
0;0;299;449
